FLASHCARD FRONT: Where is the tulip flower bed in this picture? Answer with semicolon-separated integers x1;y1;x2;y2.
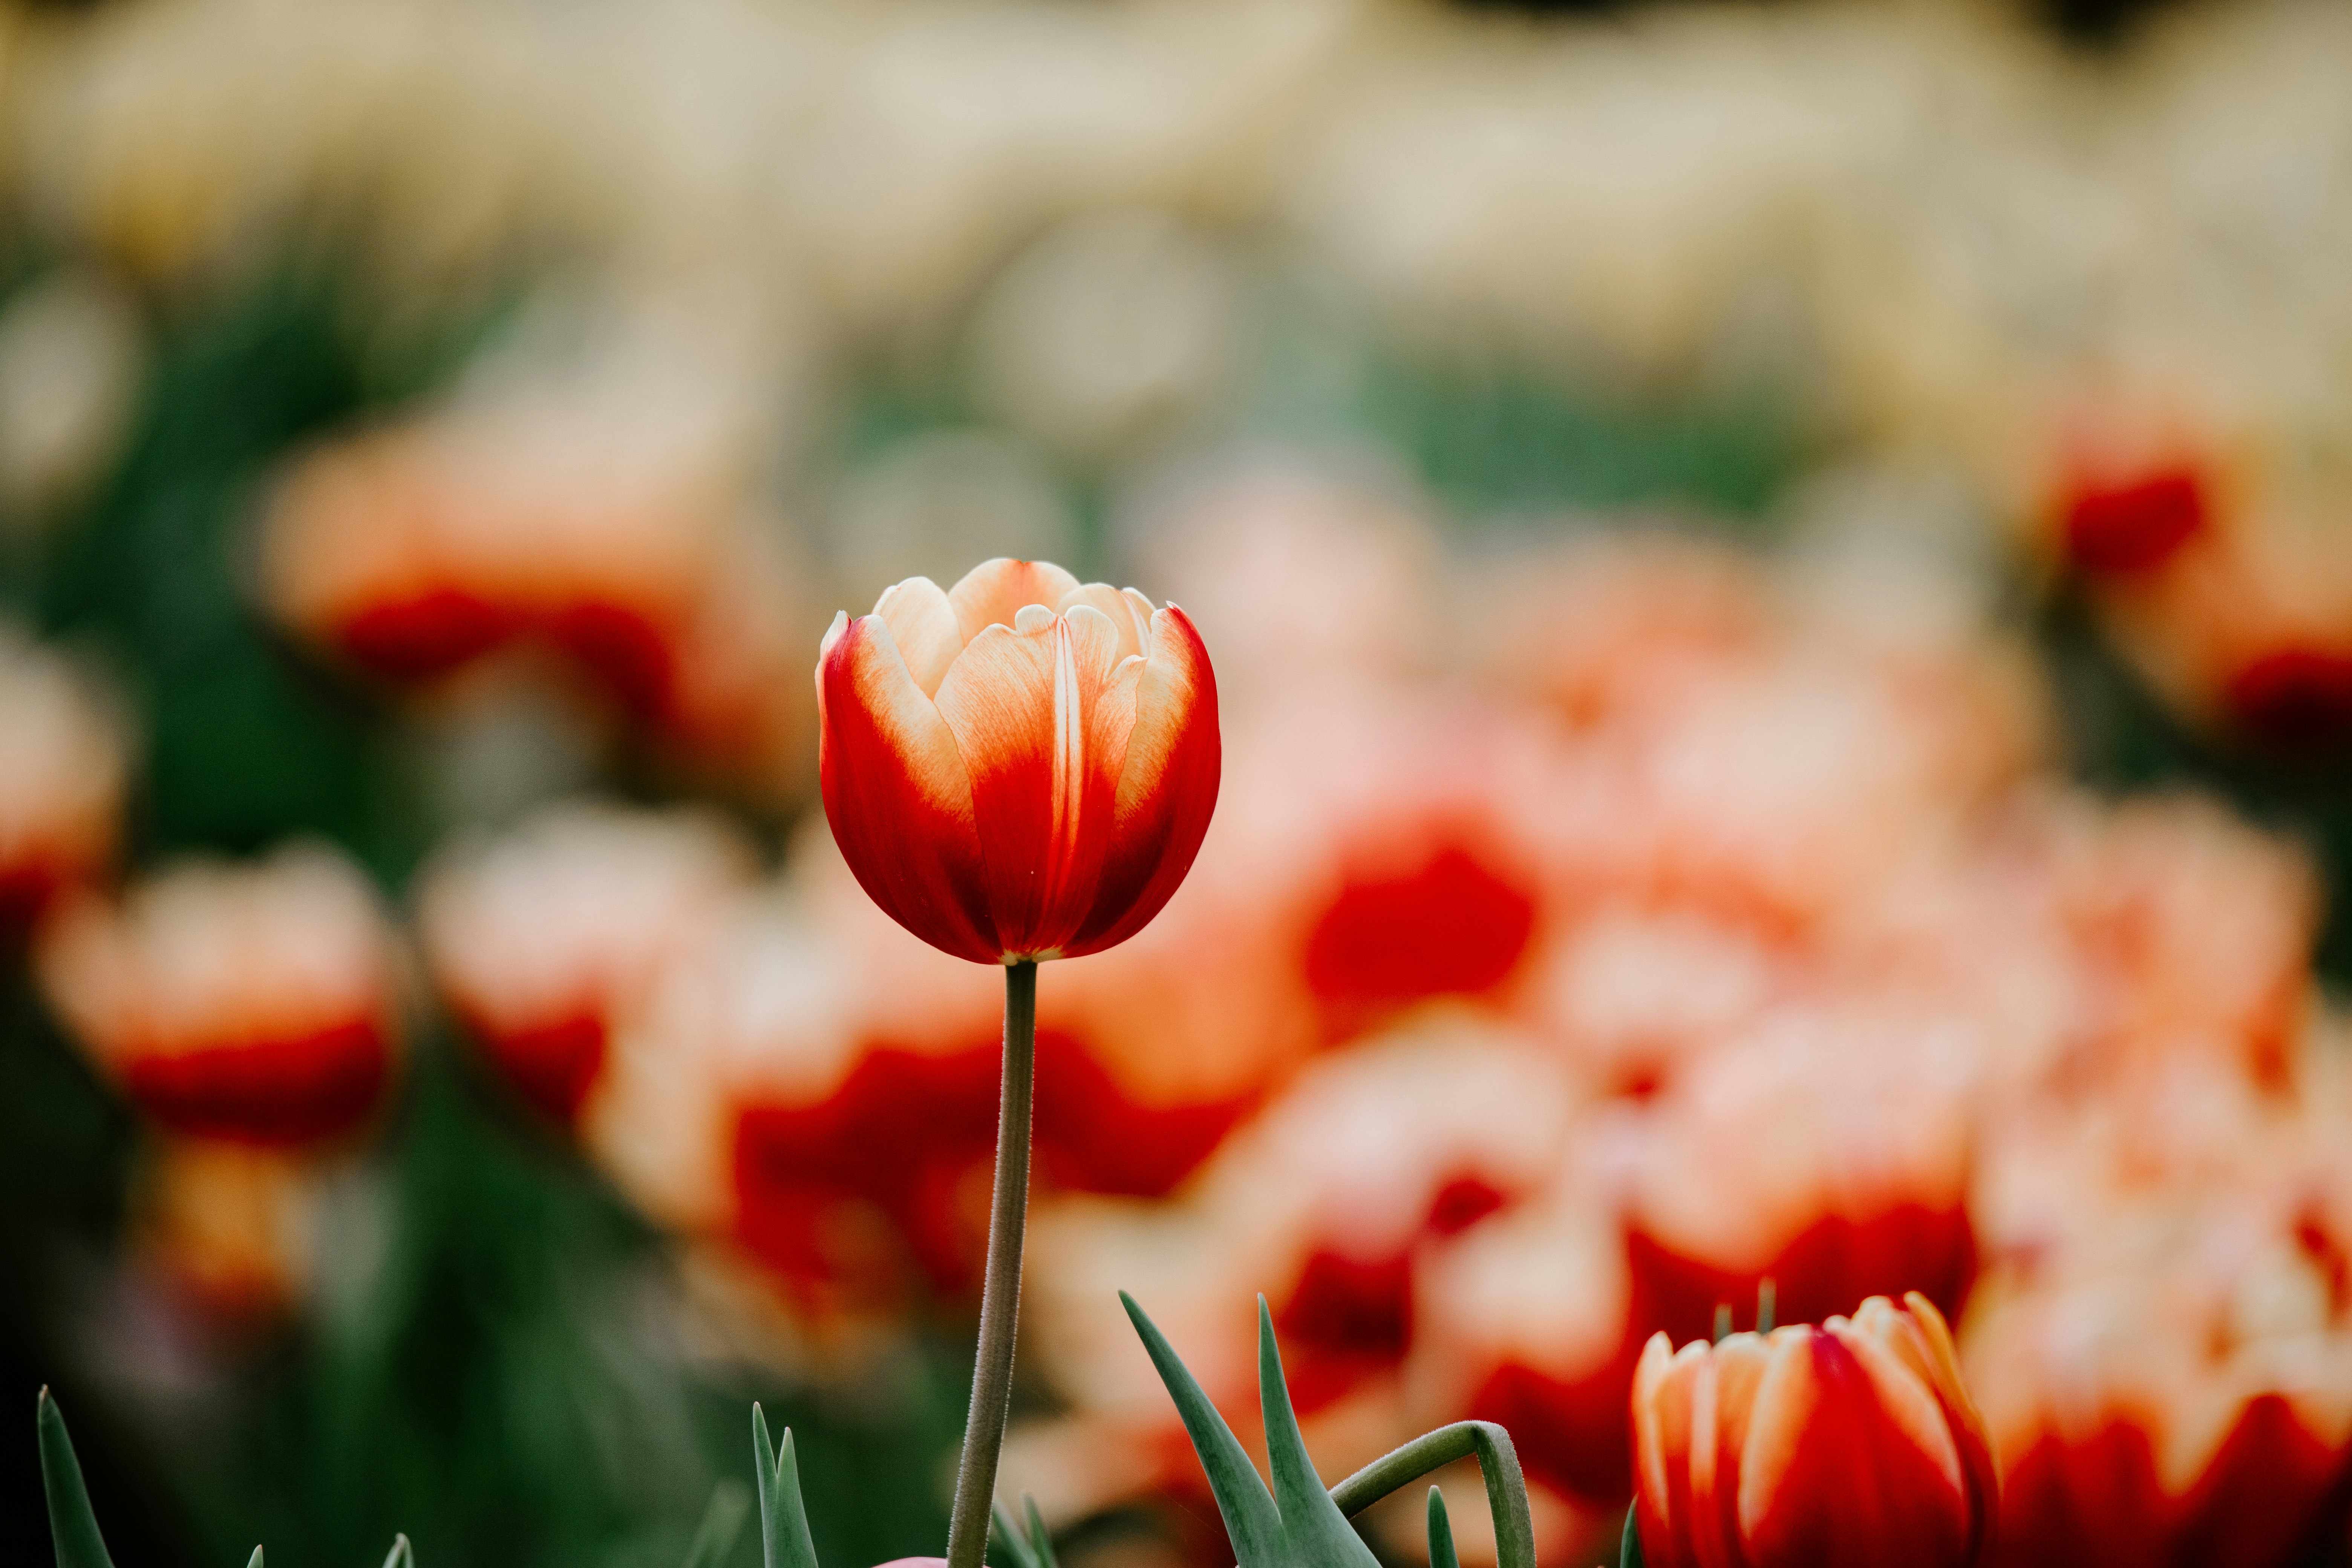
10;3;2352;1566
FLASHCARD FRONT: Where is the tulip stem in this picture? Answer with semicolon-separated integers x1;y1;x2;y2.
945;959;1039;1568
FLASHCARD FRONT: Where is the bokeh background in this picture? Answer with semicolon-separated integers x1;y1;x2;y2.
6;0;2352;1565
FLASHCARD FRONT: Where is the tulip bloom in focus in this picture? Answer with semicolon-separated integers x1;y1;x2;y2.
1633;1292;1997;1568
816;557;1217;963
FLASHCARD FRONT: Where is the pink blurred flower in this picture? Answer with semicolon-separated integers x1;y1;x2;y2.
418;801;757;1121
37;844;401;1147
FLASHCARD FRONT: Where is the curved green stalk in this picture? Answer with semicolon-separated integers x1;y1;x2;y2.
1326;1421;1537;1568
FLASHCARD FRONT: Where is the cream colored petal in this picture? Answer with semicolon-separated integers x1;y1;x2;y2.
949;557;1084;644
1058;583;1147;663
874;576;964;697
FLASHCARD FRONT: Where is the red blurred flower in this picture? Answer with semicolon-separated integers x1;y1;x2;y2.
1623;1012;1982;1351
815;557;1218;964
2060;467;2208;578
418;802;755;1121
1632;1292;1998;1568
35;845;401;1147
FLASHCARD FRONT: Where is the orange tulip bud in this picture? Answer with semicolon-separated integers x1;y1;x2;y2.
1632;1292;1997;1568
816;557;1218;965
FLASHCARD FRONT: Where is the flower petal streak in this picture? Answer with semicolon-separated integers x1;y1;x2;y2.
934;606;1126;956
817;616;997;962
1066;604;1219;956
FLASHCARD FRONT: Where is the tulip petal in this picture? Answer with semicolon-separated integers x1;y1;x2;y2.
949;558;1084;644
933;606;1127;957
1739;1321;1974;1568
818;614;997;963
1697;1336;1774;1568
875;576;965;697
1057;583;1150;662
1634;1334;1703;1568
1063;604;1220;957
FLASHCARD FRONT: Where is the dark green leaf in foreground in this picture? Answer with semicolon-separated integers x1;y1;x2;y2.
1426;1488;1459;1568
1119;1292;1379;1568
37;1389;116;1568
1620;1503;1645;1568
989;1495;1058;1568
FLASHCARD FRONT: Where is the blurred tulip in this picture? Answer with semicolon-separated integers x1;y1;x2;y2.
1963;1188;2352;1568
0;631;126;932
36;845;401;1147
1411;1167;1644;1503
418;801;757;1121
1632;1292;1998;1568
1624;1011;1981;1351
816;557;1218;964
135;1136;320;1320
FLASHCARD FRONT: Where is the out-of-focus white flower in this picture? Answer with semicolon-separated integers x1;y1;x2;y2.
0;629;127;931
967;209;1237;461
0;269;144;522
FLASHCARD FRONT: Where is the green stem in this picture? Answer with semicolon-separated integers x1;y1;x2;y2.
945;960;1039;1568
1327;1421;1538;1568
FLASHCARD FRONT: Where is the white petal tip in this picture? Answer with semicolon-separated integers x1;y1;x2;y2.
820;610;850;659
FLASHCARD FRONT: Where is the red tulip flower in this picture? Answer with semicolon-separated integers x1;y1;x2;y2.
1632;1292;1998;1568
816;557;1218;964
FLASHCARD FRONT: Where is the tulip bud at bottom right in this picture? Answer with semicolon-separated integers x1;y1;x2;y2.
1632;1291;1997;1568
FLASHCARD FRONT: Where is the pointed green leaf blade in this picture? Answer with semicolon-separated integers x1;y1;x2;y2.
1120;1291;1281;1567
773;1428;821;1568
683;1480;752;1568
247;1551;263;1568
1620;1503;1645;1568
991;1502;1038;1568
753;1404;780;1568
37;1390;116;1568
1425;1489;1459;1568
753;1406;819;1568
381;1534;415;1568
1022;1496;1057;1568
1251;1298;1379;1568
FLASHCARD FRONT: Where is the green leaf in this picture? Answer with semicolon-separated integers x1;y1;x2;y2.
1252;1298;1380;1568
1424;1490;1458;1568
1118;1292;1280;1567
752;1404;821;1568
1022;1497;1057;1568
382;1535;416;1568
989;1496;1057;1568
1620;1503;1645;1568
683;1481;752;1568
247;1551;263;1568
990;1504;1039;1568
1325;1423;1535;1568
36;1388;115;1568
